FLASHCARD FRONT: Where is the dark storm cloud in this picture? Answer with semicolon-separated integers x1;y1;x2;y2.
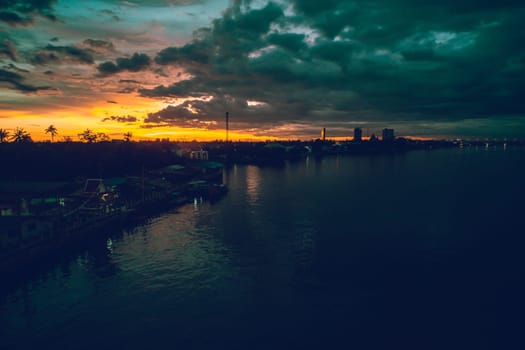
230;2;283;34
138;0;525;133
97;53;151;75
116;53;150;71
144;100;222;128
101;0;206;6
156;39;211;68
97;61;119;74
102;115;138;123
0;0;57;12
142;92;321;129
30;51;59;65
0;38;17;61
266;33;307;53
119;79;141;84
142;1;358;126
30;44;95;65
3;63;29;73
0;11;33;26
0;68;53;93
140;78;209;98
45;44;94;64
0;0;57;25
83;39;115;51
155;2;283;69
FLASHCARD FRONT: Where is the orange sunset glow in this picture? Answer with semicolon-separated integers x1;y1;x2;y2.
2;0;524;142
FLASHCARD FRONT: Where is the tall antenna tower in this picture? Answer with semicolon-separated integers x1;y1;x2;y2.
225;111;229;142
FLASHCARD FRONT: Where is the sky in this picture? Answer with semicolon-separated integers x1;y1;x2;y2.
1;0;524;141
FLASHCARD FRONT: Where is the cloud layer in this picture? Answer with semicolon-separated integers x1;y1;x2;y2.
137;0;525;135
1;0;524;138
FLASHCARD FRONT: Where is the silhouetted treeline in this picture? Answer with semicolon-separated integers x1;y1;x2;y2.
0;142;180;181
2;138;519;181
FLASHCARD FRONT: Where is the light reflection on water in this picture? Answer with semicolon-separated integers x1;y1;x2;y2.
245;165;261;205
2;148;525;349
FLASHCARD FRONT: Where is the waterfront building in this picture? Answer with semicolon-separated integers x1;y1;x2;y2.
354;128;363;142
190;150;209;160
321;128;326;141
382;128;395;142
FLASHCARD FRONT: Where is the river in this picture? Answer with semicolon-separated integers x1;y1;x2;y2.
1;147;524;349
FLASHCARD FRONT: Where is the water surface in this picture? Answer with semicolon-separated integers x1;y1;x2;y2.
1;148;524;349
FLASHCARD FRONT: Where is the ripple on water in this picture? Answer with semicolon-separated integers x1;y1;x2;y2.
2;150;525;349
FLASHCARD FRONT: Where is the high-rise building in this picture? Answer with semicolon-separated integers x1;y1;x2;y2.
321;128;326;141
354;128;362;142
382;128;395;142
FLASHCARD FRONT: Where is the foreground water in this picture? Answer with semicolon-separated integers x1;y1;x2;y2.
1;148;525;349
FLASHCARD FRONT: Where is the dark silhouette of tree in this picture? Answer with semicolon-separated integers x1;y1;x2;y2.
78;129;97;143
45;124;58;142
124;132;132;142
0;128;9;143
97;132;110;142
11;127;33;143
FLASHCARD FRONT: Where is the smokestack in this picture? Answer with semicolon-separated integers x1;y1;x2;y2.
226;111;229;142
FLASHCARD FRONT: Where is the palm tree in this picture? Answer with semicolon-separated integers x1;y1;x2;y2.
78;129;97;143
97;132;110;142
10;127;32;143
44;124;58;142
123;132;132;142
0;128;9;143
